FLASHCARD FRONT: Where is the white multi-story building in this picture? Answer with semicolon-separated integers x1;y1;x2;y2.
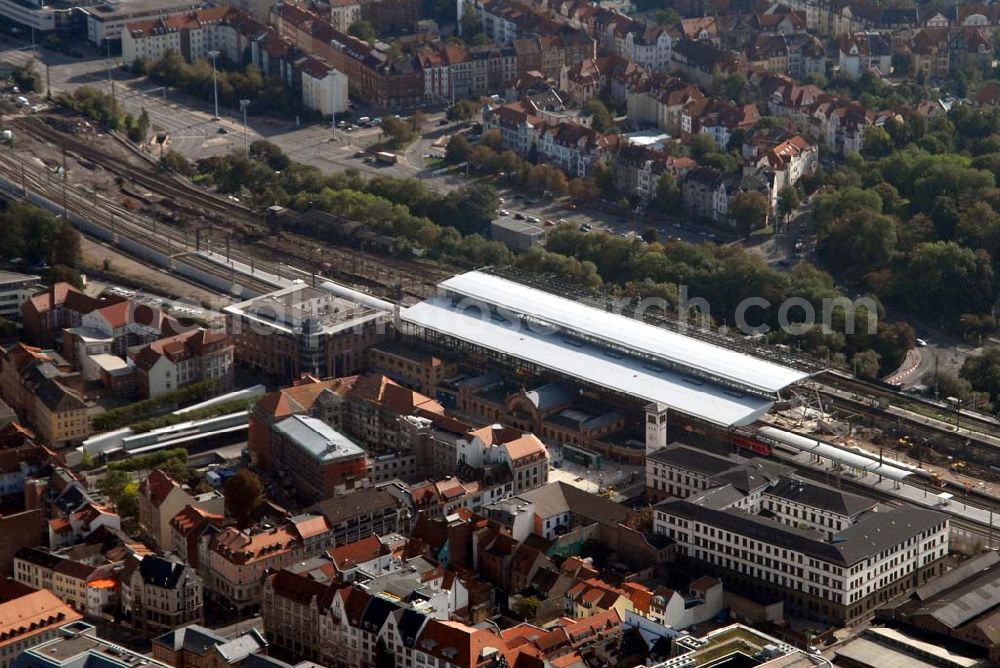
121;5;246;64
654;484;949;625
0;272;39;322
300;62;349;116
130;328;234;398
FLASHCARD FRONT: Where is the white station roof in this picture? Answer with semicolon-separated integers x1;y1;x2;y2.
402;299;775;427
438;271;809;395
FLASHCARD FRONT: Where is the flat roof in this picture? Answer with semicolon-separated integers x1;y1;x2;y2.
436;271;809;395
0;271;40;287
224;284;387;336
401;299;774;427
273;414;365;463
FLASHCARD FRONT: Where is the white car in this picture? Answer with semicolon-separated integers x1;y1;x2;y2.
916;338;928;347
498;209;510;216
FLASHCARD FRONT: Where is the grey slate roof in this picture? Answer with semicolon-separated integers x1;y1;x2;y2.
646;444;740;476
767;477;877;517
657;499;947;567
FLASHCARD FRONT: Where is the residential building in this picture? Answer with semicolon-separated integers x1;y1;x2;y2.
681;167;772;227
168;505;225;570
201;516;333;613
19;284;103;349
681;98;760;149
327;0;360;32
13;548;117;617
536;123;619;177
138;469;225;548
271;3;424;109
838;31;892;77
311;486;405;547
0;579;82;668
458;425;548;494
131;329;234;399
120;6;250;64
82;0;204;44
224;283;390;383
670;39;744;85
486;481;632;543
48;502;120;549
33;380;89;449
0;273;39;322
252;29;349;117
121;553;203;633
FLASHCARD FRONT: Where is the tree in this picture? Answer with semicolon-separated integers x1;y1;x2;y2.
817;210;896;281
730;192;769;235
410;110;426;133
568;177;600;202
688;133;717;162
445;134;472;163
381;115;414;149
53;220;80;267
653;173;681;213
929;372;973;401
776;184;800;226
223;469;264;528
12;62;40;93
459;2;482;36
852;350;882;380
348;19;377;42
447;99;479;123
581;99;616;133
961;347;1000;401
892;242;993;322
512;596;541;620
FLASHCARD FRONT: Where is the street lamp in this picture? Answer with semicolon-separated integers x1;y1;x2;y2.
208;50;220;120
239;99;250;158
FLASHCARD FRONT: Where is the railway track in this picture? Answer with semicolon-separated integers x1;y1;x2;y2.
10;115;445;300
11;117;259;226
0;150;278;297
818;369;1000;438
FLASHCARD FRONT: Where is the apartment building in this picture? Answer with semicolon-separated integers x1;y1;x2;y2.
311;486;404;547
121;6;248;64
201;515;334;614
20;284;104;348
121;554;203;633
0;581;82;668
168;505;225;570
13;548;117;617
457;425;548;495
131;329;234;399
271;3;424;109
138;469;225;548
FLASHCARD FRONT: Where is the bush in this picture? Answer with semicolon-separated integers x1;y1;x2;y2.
92;379;218;432
129;397;255;433
107;447;188;472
